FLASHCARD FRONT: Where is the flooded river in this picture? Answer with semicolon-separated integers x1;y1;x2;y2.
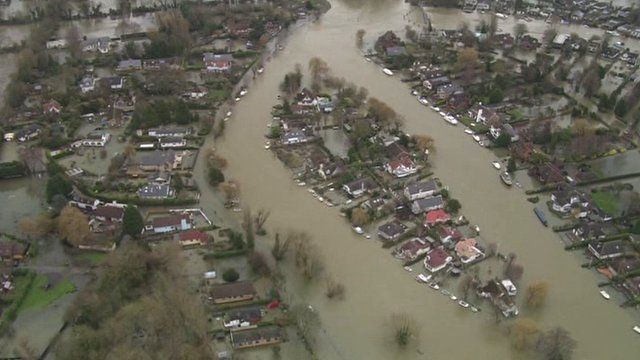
205;0;640;359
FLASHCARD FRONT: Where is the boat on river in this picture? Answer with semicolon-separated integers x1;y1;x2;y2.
534;207;548;226
417;274;432;283
500;172;513;186
464;129;473;135
429;282;440;290
257;66;264;74
418;97;429;106
353;226;364;234
634;326;640;334
444;115;458;125
600;290;611;300
492;161;501;170
382;68;393;76
458;300;469;308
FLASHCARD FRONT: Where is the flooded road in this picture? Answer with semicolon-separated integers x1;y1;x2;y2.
206;0;640;359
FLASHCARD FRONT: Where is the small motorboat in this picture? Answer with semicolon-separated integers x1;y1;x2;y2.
365;234;371;239
257;66;264;74
500;172;513;186
411;90;419;96
445;116;458;125
239;88;248;97
458;300;470;308
418;97;429;106
417;274;432;283
264;145;270;150
464;129;473;135
226;111;232;117
492;161;501;170
438;111;447;117
472;135;481;142
235;97;241;102
470;306;479;313
450;295;458;301
633;326;640;334
365;57;372;62
297;182;306;186
353;226;364;235
404;266;413;272
382;68;393;76
317;196;324;202
600;290;611;300
441;289;451;296
429;282;440;290
430;106;440;111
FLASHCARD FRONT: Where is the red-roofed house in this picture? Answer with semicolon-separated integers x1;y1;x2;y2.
436;225;464;245
43;100;62;115
385;155;417;178
177;230;211;247
393;238;430;262
423;248;452;272
425;209;451;227
455;238;484;264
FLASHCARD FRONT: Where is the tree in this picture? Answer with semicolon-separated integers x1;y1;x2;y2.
455;47;479;73
19;214;54;238
308;57;329;93
208;167;225;186
66;25;83;60
525;281;549;309
248;252;271;277
46;174;72;203
495;133;512;147
222;268;239;282
507;157;517;173
511;318;540;351
505;262;524;281
325;278;345;300
413;134;435;154
280;67;303;96
122;205;143;238
254;208;271;235
390;312;417;347
350;208;370;226
446;199;461;214
580;61;602;97
271;232;292;261
537;327;576;360
57;206;90;247
368;97;396;126
356;29;366;49
458;274;474;301
219;181;240;202
631;220;640;235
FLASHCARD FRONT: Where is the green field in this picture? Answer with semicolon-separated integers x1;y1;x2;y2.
592;191;619;216
19;275;76;312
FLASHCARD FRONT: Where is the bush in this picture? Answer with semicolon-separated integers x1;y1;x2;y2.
222;268;239;283
208;167;225;186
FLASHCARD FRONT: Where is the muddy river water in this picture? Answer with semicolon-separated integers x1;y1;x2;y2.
207;0;640;359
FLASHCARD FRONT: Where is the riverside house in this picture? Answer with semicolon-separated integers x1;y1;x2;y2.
411;195;444;214
423;247;452;272
588;240;628;260
343;177;376;198
210;281;256;304
425;209;451;227
385;155;418;178
454;238;484;264
404;179;438;201
149;214;192;234
231;327;282;349
377;221;407;241
203;53;234;72
394;238;430;261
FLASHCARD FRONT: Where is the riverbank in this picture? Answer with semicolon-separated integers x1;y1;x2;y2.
213;1;640;358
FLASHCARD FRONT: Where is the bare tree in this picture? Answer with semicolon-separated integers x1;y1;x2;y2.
511;318;541;351
536;327;576;360
458;274;475;301
525;281;550;309
390;312;417;347
325;277;345;300
350;208;370;227
356;29;366;49
254;208;271;234
19;214;54;239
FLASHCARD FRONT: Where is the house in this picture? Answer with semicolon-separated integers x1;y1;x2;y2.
551;187;589;214
423;248;452;272
137;151;176;172
159;137;186;148
468;105;500;125
76;132;111;147
454;238;484;263
394;238;430;261
117;59;142;71
148;127;191;138
411;195;444;214
175;230;210;247
295;88;317;107
150;214;191;234
404;179;437;201
476;0;490;11
282;129;311;145
609;257;640;276
446;92;471;112
97;37;110;53
16;125;41;142
143;57;180;70
0;241;28;262
316;96;334;113
501;279;517;296
227;307;263;325
231;327;282;349
43;99;62;115
93;205;124;222
385;142;410;159
588;240;628;260
436;225;464;245
552;33;570;47
343;177;376;198
435;83;463;100
377;221;407;241
203;53;234;72
210;281;256;304
138;184;174;199
79;76;96;93
385;155;417;178
423;75;450;90
46;38;67;49
478;280;519;317
103;76;124;90
186;86;208;99
519;35;540;50
572;222;605;243
529;162;565;184
494;33;514;49
425;209;451;227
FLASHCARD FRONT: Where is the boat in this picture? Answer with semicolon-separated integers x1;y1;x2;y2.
382;68;393;76
264;145;270;150
534;207;548;227
500;172;513;186
317;196;324;202
470;306;479;313
444;115;458;125
450;295;458;301
353;226;364;235
365;57;372;62
239;88;248;97
634;326;640;334
418;97;429;106
417;274;432;283
365;234;371;239
474;225;480;233
429;282;440;290
464;129;473;135
599;290;611;300
441;289;451;296
438;111;446;117
257;66;264;74
458;300;470;308
235;97;241;102
472;135;481;142
404;266;413;272
492;161;501;170
411;90;419;96
297;182;306;187
226;111;232;117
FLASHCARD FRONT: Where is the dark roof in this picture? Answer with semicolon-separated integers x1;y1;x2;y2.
138;151;175;167
378;221;406;238
405;179;437;195
152;214;187;228
0;241;26;258
93;205;124;220
589;240;627;257
232;327;281;345
211;281;256;300
138;184;172;198
413;195;444;210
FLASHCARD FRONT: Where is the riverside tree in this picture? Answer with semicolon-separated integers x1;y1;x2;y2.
46;174;72;203
536;327;576;360
390;312;417;347
510;318;540;351
57;206;90;247
525;281;550;309
122;205;144;238
356;29;366;49
222;268;240;283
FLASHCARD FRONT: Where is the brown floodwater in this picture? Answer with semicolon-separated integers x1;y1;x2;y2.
201;0;640;359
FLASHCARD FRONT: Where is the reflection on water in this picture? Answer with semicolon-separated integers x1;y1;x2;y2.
0;177;46;234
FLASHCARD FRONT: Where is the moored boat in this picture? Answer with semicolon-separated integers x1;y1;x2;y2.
428;282;440;290
534;207;548;226
404;266;413;272
458;300;470;308
633;325;640;334
417;274;432;283
418;97;429;105
382;68;393;76
464;129;473;135
600;290;611;300
492;161;501;170
500;172;513;186
353;226;364;234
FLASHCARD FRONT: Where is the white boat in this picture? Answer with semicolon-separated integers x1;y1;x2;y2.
492;161;501;170
472;135;481;142
464;129;474;135
438;111;446;117
239;89;248;96
317;196;324;202
470;306;479;313
450;295;458;301
600;290;611;300
365;234;371;239
633;326;640;334
226;111;232;117
365;57;372;62
382;68;393;76
429;282;440;290
458;300;470;308
235;97;241;102
264;145;270;150
417;274;431;283
353;226;364;235
257;67;264;74
297;182;306;186
418;97;429;106
307;189;315;194
404;266;413;272
474;225;480;233
445;116;458;125
411;90;419;96
223;117;229;122
441;289;451;296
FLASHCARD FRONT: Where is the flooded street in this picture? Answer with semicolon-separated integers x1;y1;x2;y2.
205;0;640;359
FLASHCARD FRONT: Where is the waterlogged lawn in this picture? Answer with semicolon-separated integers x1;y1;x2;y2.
75;251;106;266
20;275;76;312
592;191;619;216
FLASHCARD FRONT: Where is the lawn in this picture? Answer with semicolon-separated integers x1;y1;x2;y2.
591;191;619;216
75;251;106;266
19;275;76;312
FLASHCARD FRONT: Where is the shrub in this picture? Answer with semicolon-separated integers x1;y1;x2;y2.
222;268;239;283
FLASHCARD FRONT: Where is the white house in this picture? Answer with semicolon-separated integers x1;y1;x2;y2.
404;179;437;201
385;156;417;178
159;137;187;148
79;76;96;93
150;215;192;234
